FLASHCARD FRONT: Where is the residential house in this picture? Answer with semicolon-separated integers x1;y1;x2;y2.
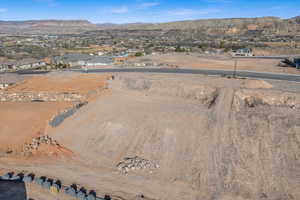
16;58;46;69
0;58;46;71
85;56;113;66
54;54;93;67
54;53;114;67
232;48;253;57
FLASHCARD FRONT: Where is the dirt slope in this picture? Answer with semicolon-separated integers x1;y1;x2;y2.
46;74;300;200
0;102;72;153
0;73;111;154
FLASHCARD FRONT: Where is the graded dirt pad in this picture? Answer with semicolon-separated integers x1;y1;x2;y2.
134;53;300;74
0;73;299;200
0;102;72;153
241;79;273;89
5;72;111;95
0;73;30;84
0;72;111;154
46;74;300;200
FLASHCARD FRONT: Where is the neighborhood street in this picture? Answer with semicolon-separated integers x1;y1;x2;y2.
81;68;300;83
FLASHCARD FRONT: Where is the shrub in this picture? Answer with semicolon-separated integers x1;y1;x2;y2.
135;52;144;57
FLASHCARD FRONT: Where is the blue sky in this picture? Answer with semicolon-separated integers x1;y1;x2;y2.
0;0;299;23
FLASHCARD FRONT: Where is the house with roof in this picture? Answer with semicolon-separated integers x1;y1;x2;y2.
17;58;46;69
0;59;46;71
54;54;93;67
85;56;113;66
232;48;253;57
54;53;114;68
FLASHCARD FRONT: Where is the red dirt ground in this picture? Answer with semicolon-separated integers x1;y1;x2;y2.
0;102;73;153
0;73;111;154
5;73;111;95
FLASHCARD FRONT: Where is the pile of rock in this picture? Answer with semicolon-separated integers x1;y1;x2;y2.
0;83;9;90
22;135;59;154
0;91;84;102
234;89;300;109
117;156;159;174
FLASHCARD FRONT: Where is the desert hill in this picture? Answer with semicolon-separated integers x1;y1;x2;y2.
124;16;300;36
1;16;300;35
0;20;97;34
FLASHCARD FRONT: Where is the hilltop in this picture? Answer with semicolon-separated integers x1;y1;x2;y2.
0;20;97;34
1;16;300;35
121;16;300;36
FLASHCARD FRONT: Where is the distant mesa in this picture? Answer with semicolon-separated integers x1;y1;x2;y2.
0;16;299;35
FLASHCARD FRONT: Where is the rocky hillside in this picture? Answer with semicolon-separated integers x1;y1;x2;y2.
0;20;97;34
127;16;300;36
1;16;300;36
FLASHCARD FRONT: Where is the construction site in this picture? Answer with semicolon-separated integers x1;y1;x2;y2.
0;70;299;200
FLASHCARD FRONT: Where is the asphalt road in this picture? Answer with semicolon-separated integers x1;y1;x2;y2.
1;68;300;82
233;55;300;59
79;68;300;82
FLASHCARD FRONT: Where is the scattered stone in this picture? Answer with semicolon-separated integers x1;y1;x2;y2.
42;180;52;189
117;156;159;174
65;187;77;197
0;91;83;102
22;135;60;154
87;193;96;200
1;173;12;180
50;184;60;195
77;190;87;200
10;175;22;181
53;181;61;189
1;171;109;200
35;177;45;186
23;175;33;183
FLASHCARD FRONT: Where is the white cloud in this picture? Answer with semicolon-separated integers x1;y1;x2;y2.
0;8;7;13
168;8;220;16
140;2;160;9
111;6;129;14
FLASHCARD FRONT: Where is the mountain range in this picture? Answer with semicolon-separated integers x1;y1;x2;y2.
0;16;299;35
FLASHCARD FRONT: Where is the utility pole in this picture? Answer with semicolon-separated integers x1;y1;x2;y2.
233;59;237;78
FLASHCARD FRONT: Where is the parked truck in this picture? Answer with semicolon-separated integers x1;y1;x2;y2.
279;57;300;69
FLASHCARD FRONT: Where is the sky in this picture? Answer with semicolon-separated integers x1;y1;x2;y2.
0;0;299;24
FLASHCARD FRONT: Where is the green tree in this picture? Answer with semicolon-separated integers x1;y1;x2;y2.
175;46;185;52
135;52;144;57
219;41;225;49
